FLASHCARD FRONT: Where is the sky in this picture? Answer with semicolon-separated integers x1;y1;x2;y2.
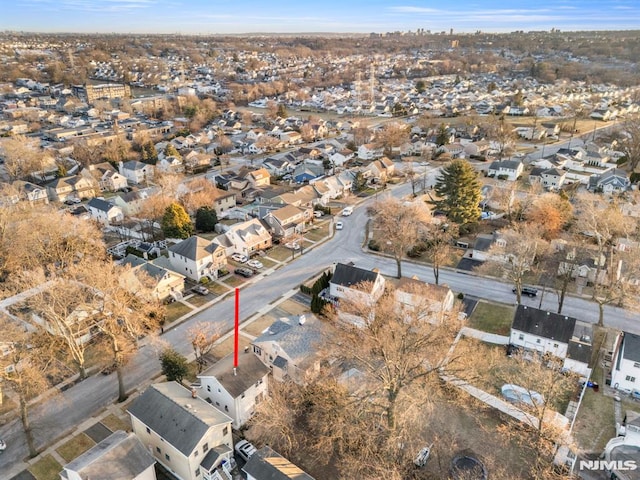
2;0;640;34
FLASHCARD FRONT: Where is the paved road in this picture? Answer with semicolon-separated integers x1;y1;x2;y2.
0;166;637;477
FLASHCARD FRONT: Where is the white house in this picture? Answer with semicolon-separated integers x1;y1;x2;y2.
128;382;234;480
487;160;524;181
121;254;185;302
167;236;227;282
611;332;640;393
213;218;272;257
59;430;156;480
329;263;386;305
394;277;455;324
197;352;270;429
540;168;567;190
119;161;154;185
242;446;315;480
86;198;124;225
357;143;383;160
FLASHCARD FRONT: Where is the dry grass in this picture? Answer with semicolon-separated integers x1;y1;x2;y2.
165;302;194;323
56;433;96;462
279;299;310;316
186;294;211;307
210;335;251;360
243;314;277;337
101;413;131;433
209;282;233;295
222;275;245;287
28;455;63;480
265;246;294;262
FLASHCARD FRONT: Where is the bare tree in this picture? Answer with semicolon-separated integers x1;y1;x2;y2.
0;135;45;181
422;222;458;285
618;115;640;172
368;197;432;278
187;321;221;373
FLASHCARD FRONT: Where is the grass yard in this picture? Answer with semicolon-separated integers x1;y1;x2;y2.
222;275;245;288
265;246;294;262
279;299;310;316
186;294;211;307
29;455;63;480
243;314;277;337
305;223;330;242
468;301;515;335
573;387;616;453
100;413;130;432
165;302;194;323
56;433;96;462
258;257;277;268
209;282;233;295
210;335;251;360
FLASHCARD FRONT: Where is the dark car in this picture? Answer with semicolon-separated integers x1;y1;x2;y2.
235;267;254;278
512;286;538;297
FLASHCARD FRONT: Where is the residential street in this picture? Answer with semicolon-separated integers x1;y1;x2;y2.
0;167;637;478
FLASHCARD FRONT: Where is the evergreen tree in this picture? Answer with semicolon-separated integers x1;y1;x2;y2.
276;103;287;118
436;124;450;146
164;143;182;160
432;159;482;225
141;141;158;165
162;202;193;239
415;80;426;93
159;348;189;384
195;206;218;232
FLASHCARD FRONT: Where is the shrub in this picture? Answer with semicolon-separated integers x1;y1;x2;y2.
368;239;381;251
457;292;464;300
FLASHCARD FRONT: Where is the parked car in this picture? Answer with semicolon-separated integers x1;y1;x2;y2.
231;253;249;263
284;242;301;250
235;440;257;462
341;206;353;216
192;285;209;295
235;267;254;278
247;260;263;269
512;286;538;297
64;198;81;205
0;438;6;451
335;221;344;230
313;210;324;218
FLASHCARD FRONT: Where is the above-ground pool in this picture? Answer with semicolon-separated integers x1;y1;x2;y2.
450;452;488;480
501;384;544;406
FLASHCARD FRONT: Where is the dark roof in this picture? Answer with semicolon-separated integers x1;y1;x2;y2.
122;254;174;280
200;444;232;471
512;305;576;343
64;431;155;480
489;159;521;170
87;197;116;212
331;263;380;289
622;333;640;363
198;352;270;399
127;382;231;457
567;340;592;364
168;236;220;261
242;446;315;480
273;356;288;368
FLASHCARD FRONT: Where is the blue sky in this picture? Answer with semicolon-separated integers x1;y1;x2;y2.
3;0;640;34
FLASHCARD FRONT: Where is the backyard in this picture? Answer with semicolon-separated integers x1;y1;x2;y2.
467;301;515;335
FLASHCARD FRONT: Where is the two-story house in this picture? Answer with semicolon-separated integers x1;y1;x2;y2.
213;218;272;257
197;352;270;429
263;204;311;239
12;180;49;204
121;254;185;302
128;382;234;480
86;198;124;225
487;160;524;181
46;175;96;202
244;168;271;188
59;430;156;480
357;143;383;160
610;331;640;393
119;161;154;185
329;263;386;305
167;236;227;282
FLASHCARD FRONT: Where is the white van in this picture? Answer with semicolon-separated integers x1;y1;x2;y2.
341;206;353;216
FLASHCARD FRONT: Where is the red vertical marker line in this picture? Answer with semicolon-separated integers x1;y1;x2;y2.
234;287;239;371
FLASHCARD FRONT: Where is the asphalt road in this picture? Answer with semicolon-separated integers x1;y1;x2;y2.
0;164;637;477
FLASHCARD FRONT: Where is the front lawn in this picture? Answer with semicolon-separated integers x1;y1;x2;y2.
222;275;245;288
468;301;515;335
265;246;294;262
56;433;96;462
100;413;130;433
29;455;63;480
165;302;194;323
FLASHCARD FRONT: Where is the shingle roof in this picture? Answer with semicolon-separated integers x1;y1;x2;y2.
253;316;324;365
567;340;592;364
64;431;155;480
242;446;315;480
127;382;232;457
331;263;380;289
168;236;220;261
621;332;640;363
87;197;116;212
512;305;576;344
198;352;270;399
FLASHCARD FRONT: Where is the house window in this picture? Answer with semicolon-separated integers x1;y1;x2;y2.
241;393;245;398
172;253;175;257
553;344;559;348
253;346;262;355
626;376;636;383
634;363;640;369
146;427;150;434
165;454;170;462
225;405;229;412
216;401;220;406
195;468;201;477
536;339;541;344
207;385;211;392
223;426;228;436
518;334;524;341
203;443;209;453
194;449;198;457
156;446;161;453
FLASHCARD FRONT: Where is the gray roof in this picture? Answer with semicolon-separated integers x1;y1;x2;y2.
87;197;117;212
122;254;177;281
489;159;521;171
200;444;232;471
199;352;270;399
512;305;576;344
168;236;220;261
621;333;640;363
127;382;232;457
331;263;379;289
242;446;315;480
567;340;592;364
253;316;324;365
63;430;155;480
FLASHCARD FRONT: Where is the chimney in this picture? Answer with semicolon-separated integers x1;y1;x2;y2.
191;388;197;399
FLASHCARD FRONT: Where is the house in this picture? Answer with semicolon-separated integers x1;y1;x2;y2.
59;430;156;480
438;142;465;158
243;446;315;480
87;198;124;225
46;175;96;202
213;218;272;257
85;162;128;192
394;277;455;323
119;161;154;185
292;163;324;184
463;140;490;158
588;168;630;194
263;204;312;239
367;157;395;182
509;305;592;376
558;249;617;286
329;263;386;305
157;156;184;174
245;168;271;188
539;168;567;190
262;158;292;177
357;143;383;160
197;352;270;429
121;254;185;302
487;160;524;181
252;314;323;384
210;189;236;216
112;190;148;216
167;236;226;282
128;382;234;480
610;332;640;392
12;180;49;204
467;233;505;262
603;409;640;478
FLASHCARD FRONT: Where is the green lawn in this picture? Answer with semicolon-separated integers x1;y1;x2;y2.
165;302;194;323
29;455;63;480
56;433;96;462
468;301;515;335
101;413;130;432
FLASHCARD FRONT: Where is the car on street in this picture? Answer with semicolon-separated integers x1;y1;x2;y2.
247;259;263;269
192;285;209;295
231;253;248;263
512;286;538;297
0;439;6;451
335;221;344;230
64;198;81;205
341;206;353;216
313;210;324;218
235;267;254;278
235;440;256;462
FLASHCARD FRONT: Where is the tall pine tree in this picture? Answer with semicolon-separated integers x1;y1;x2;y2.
432;159;482;225
162;203;193;239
